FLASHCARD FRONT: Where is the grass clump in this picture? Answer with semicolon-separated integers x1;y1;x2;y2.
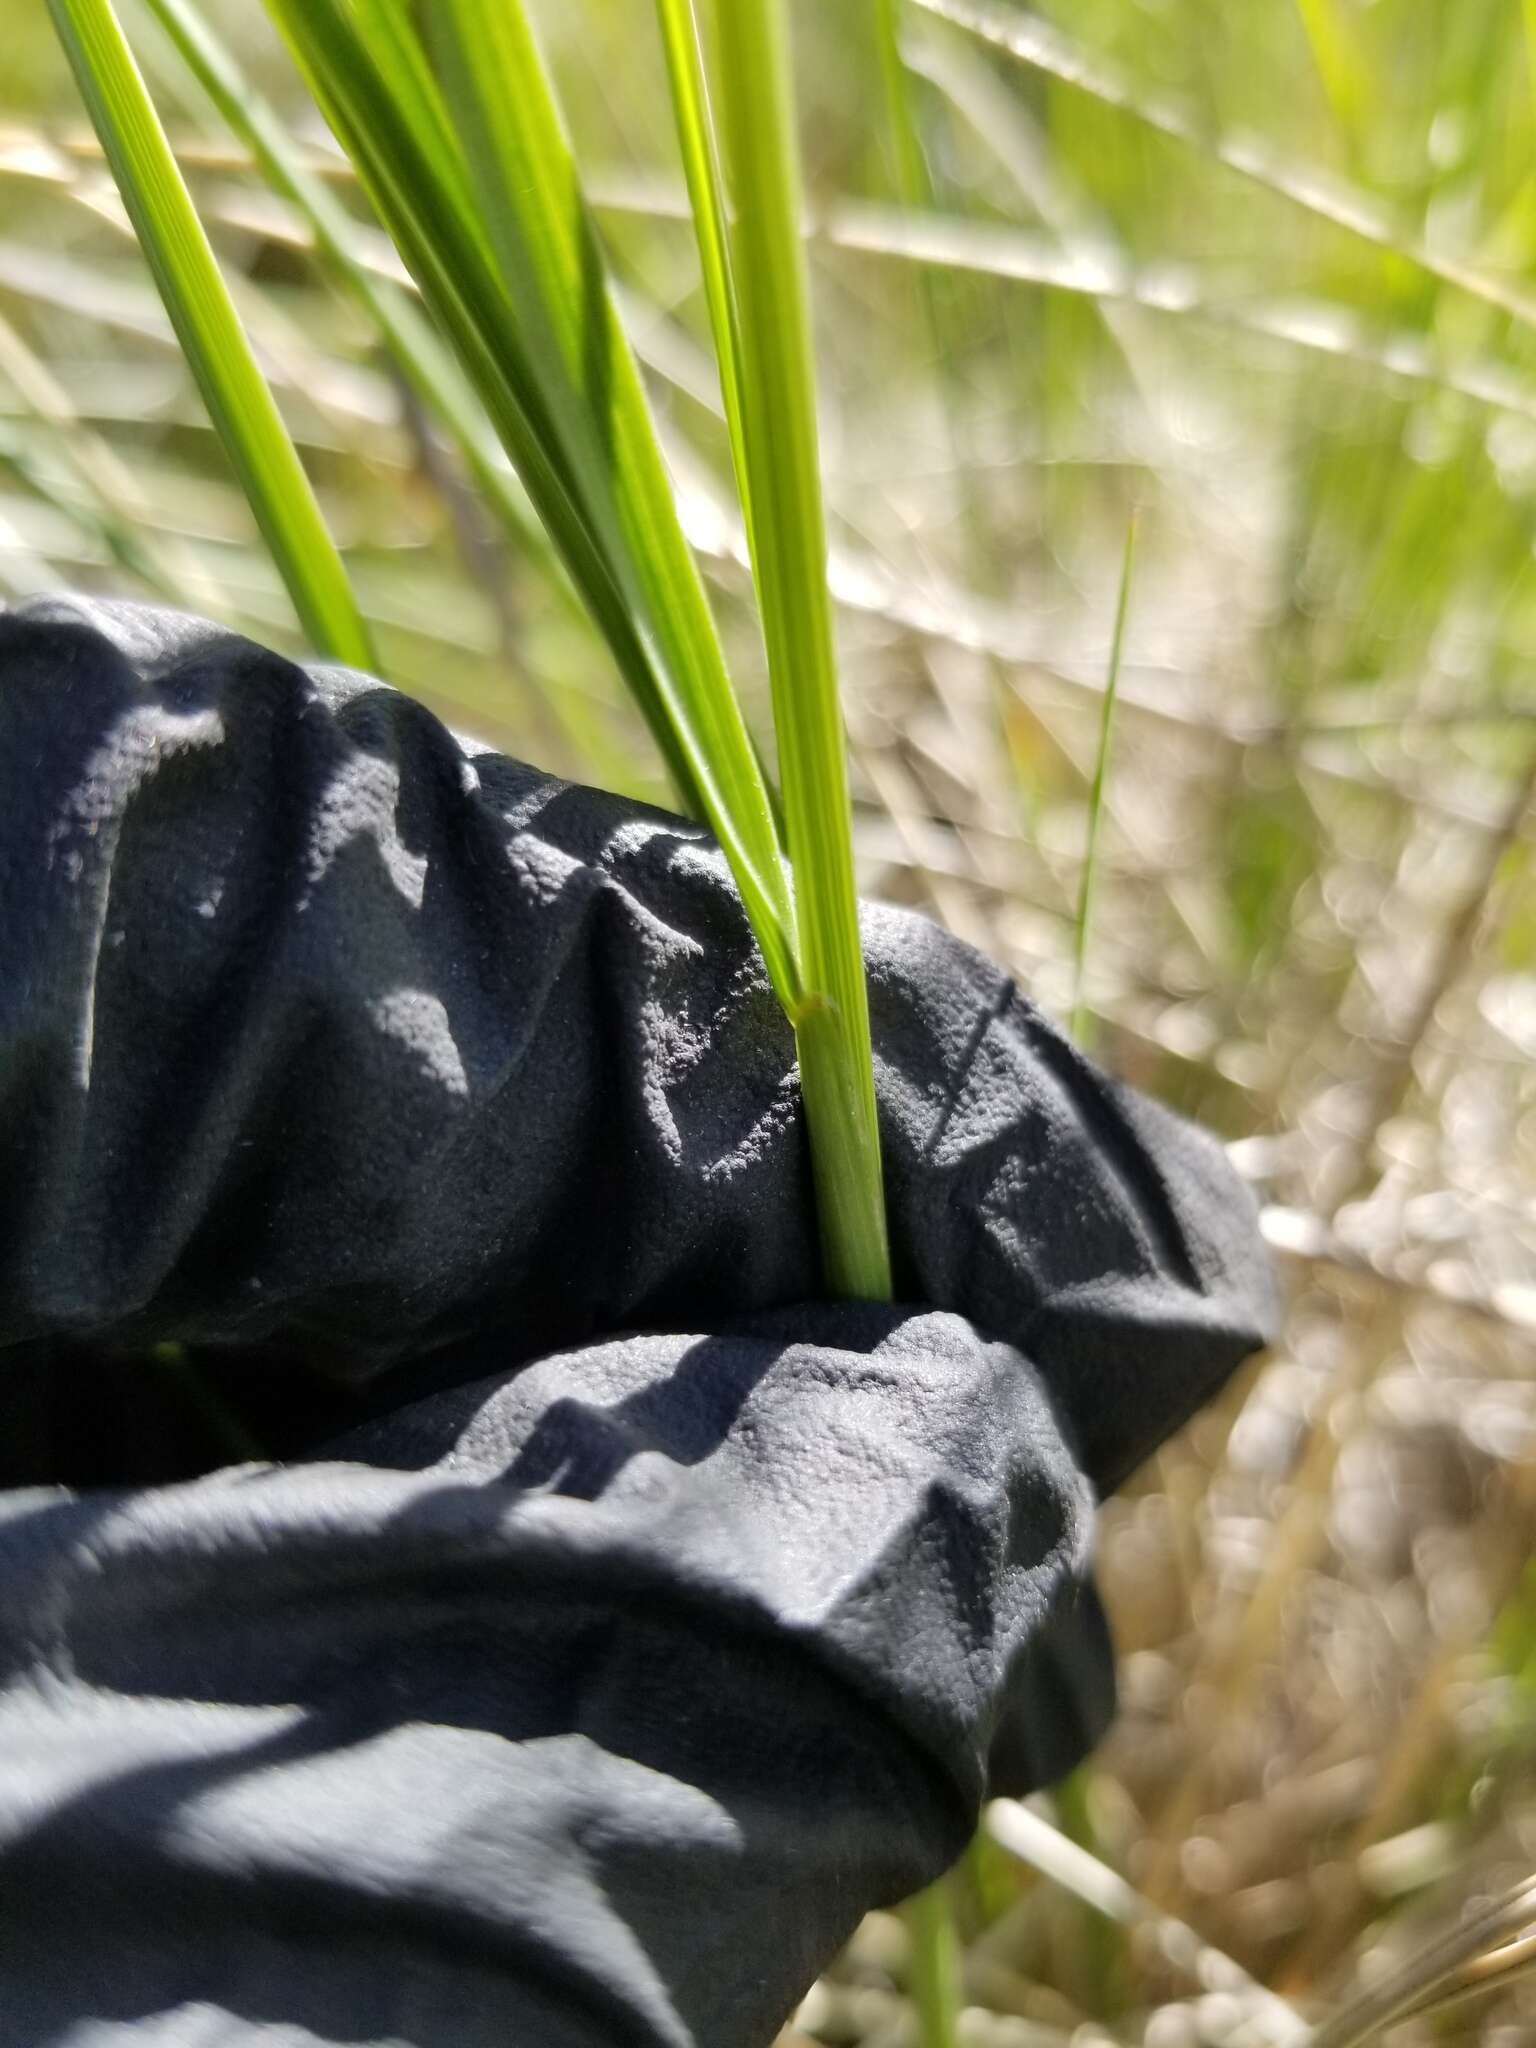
18;0;1536;2042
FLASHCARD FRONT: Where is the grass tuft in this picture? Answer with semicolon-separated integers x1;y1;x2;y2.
26;4;1536;2041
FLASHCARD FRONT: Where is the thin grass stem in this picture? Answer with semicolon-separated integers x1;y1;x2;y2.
138;0;561;593
904;1876;964;2048
652;0;757;569
1071;510;1137;1047
709;0;891;1299
46;0;374;667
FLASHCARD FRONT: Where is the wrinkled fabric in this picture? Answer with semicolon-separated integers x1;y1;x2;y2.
0;1308;1111;2048
0;599;1278;2046
0;596;1273;1493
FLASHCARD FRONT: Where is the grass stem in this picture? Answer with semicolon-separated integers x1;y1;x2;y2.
709;0;891;1299
1071;509;1137;1047
47;0;374;668
904;1876;964;2048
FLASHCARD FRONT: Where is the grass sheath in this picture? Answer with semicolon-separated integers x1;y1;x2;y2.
46;0;375;670
706;0;893;1301
904;1876;964;2048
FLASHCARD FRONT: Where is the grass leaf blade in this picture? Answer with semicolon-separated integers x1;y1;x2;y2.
1071;510;1137;1048
710;0;891;1298
263;0;801;1009
137;0;557;592
46;0;374;668
653;0;756;565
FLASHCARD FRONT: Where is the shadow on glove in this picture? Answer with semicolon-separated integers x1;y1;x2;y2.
0;596;1277;1501
0;1306;1110;2048
0;597;1280;2046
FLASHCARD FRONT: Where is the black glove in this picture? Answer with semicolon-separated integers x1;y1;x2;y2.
0;598;1277;2046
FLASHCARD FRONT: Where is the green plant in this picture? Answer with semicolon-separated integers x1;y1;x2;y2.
21;0;1536;2041
47;0;374;666
656;0;889;1298
47;0;888;1303
1070;508;1136;1048
903;1875;964;2048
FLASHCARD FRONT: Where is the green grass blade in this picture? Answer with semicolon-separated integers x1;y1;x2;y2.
263;0;621;610
264;0;801;1013
710;0;891;1299
137;0;558;595
141;0;606;774
904;1876;963;2048
650;0;790;839
652;0;756;567
1071;511;1137;1049
424;0;800;1001
46;0;374;668
875;0;933;210
265;0;683;765
1293;0;1370;147
422;0;718;699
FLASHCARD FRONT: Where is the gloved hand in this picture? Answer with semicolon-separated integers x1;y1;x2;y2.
0;598;1277;2047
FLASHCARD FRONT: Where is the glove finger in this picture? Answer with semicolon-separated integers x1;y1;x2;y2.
866;903;1279;1492
0;1305;1110;2046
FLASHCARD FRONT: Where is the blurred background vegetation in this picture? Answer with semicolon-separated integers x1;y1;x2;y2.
3;0;1535;2041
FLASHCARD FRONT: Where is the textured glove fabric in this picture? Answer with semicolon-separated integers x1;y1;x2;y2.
0;1306;1111;2048
0;598;1278;2046
0;597;1274;1492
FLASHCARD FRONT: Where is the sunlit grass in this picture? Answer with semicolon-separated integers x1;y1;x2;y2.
699;0;891;1298
1070;510;1135;1048
46;0;374;665
139;0;559;593
11;0;1536;2039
